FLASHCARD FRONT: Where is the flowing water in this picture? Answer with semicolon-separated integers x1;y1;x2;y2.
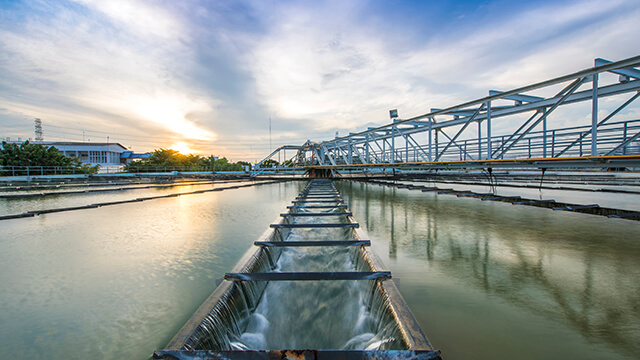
191;181;406;351
0;179;639;359
232;218;398;350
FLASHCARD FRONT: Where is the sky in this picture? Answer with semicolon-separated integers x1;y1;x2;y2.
1;0;639;161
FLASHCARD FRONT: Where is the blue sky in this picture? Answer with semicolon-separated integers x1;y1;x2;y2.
1;0;639;160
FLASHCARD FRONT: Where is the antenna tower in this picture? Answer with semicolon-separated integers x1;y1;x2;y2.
34;118;43;141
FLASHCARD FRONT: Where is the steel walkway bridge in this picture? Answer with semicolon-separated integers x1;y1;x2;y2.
253;55;640;176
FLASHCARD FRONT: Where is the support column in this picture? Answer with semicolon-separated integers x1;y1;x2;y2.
623;122;628;155
365;135;370;164
478;121;482;160
382;139;386;163
486;101;492;160
435;129;439;160
543;109;548;157
391;127;395;163
428;120;432;161
591;73;599;156
405;135;409;163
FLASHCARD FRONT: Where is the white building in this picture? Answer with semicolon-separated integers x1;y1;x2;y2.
2;141;147;167
47;142;129;166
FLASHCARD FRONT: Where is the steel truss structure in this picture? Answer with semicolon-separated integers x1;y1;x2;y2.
254;56;640;174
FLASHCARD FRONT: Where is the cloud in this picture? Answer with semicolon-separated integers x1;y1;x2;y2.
71;0;184;42
0;0;217;146
247;0;640;147
0;0;638;161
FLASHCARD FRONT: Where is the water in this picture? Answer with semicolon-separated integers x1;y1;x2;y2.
1;179;639;359
393;179;640;212
234;227;393;350
218;181;404;351
0;180;253;216
0;181;304;359
337;181;640;360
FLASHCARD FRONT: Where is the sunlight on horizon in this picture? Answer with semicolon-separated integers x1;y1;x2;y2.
169;142;195;155
136;96;217;142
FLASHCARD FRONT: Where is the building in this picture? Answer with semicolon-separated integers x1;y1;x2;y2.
3;141;151;167
119;150;152;164
48;142;129;166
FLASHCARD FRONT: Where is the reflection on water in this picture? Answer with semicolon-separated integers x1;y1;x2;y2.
0;181;254;216
0;181;304;360
2;179;638;360
338;181;640;360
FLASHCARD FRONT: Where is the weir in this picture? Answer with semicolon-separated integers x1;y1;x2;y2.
154;179;441;359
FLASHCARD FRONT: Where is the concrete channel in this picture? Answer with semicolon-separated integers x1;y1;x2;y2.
154;179;441;360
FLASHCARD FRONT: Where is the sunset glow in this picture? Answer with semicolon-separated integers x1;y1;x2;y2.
0;0;638;162
170;142;195;155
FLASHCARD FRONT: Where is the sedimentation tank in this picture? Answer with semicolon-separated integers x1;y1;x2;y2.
155;179;441;359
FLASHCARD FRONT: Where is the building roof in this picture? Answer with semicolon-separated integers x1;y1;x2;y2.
46;141;128;150
120;151;151;159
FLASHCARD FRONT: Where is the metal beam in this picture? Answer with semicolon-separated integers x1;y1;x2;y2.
252;55;640;172
494;77;586;159
287;205;348;209
489;90;544;103
254;240;370;247
154;349;443;360
280;212;352;217
270;223;359;228
605;130;640;156
437;129;475;161
592;73;599;156
224;271;391;281
435;103;485;161
595;58;640;79
555;91;640;157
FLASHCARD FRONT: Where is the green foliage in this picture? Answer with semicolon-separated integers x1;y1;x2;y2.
124;148;245;172
259;159;279;168
0;141;100;174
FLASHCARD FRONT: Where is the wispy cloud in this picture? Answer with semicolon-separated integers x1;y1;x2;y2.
0;0;217;145
250;0;640;127
0;0;638;160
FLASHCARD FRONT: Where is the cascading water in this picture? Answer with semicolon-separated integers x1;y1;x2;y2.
233;237;400;349
177;180;409;352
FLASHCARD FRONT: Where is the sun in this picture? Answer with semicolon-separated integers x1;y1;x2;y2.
169;142;195;155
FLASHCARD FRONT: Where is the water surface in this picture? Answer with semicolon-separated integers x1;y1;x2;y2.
2;179;638;359
337;181;640;360
0;181;304;359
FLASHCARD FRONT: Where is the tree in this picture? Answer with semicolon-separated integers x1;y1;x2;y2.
259;159;279;168
124;149;244;172
0;141;99;174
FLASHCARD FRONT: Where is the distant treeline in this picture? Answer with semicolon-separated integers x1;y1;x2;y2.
124;148;266;172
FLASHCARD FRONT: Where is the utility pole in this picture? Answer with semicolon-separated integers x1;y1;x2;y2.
269;116;272;154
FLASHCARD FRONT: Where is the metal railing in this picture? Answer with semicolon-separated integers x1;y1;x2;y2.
123;166;246;173
0;165;251;177
0;166;94;176
365;119;640;163
254;55;640;173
